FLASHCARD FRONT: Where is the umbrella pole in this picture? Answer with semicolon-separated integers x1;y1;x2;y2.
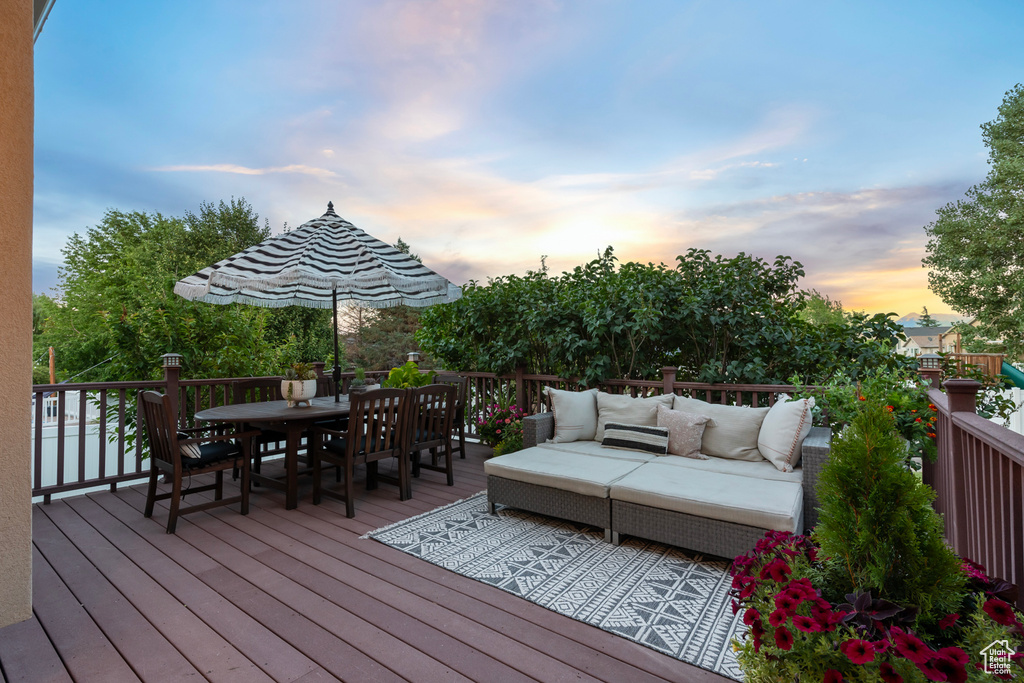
333;287;341;402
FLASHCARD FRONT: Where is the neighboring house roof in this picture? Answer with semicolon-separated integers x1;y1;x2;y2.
902;327;952;345
34;0;57;42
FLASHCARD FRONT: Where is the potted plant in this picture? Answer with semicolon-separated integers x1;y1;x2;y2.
381;360;435;389
281;362;317;407
731;400;1024;681
348;367;369;397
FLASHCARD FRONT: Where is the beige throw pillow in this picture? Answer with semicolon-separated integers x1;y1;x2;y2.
758;396;815;472
656;405;714;459
672;395;769;461
595;392;674;441
544;387;599;442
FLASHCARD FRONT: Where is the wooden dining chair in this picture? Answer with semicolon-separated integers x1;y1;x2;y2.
309;388;411;518
140;390;256;534
231;377;286;478
434;373;469;459
408;384;457;491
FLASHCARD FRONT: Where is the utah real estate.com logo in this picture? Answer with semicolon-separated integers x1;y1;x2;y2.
981;639;1013;675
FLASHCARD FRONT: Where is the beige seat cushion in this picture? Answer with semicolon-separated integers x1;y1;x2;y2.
758;397;815;472
610;461;804;532
537;439;658;463
672;396;769;461
649;452;803;484
544;387;599;443
595;392;674;441
484;448;643;497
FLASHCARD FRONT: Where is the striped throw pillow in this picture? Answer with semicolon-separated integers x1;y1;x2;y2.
601;423;669;455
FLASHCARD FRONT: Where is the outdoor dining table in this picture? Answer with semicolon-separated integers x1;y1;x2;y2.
195;395;351;509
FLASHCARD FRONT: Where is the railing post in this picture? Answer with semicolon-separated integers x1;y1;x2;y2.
161;353;183;427
943;378;981;552
515;366;526;413
312;361;326;378
919;367;942;390
661;367;676;396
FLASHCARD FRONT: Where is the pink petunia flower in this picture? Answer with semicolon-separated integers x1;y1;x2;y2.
983;598;1019;627
823;669;844;683
840;639;875;665
768;609;788;627
742;609;760;627
938;613;960;630
879;663;903;683
891;627;932;665
792;615;820;633
773;626;794;651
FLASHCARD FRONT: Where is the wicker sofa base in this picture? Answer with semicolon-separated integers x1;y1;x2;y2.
612;500;771;560
487;476;613;541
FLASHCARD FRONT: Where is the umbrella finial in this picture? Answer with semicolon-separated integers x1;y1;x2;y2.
326;201;335;214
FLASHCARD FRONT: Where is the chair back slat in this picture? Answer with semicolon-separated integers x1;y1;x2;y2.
139;390;179;471
349;388;408;459
232;378;282;404
409;384;456;448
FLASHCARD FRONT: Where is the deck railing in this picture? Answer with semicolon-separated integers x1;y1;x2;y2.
31;360;800;501
922;378;1024;608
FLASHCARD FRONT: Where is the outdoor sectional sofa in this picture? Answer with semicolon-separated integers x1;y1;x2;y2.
484;389;831;559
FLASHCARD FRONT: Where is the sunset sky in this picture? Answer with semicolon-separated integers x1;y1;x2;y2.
31;0;1024;317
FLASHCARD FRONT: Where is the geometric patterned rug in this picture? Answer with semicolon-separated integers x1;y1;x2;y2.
364;493;745;680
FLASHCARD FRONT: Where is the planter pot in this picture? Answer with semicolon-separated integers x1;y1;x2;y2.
281;379;317;407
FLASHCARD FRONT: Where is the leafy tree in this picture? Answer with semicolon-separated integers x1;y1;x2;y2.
797;290;847;327
924;84;1024;356
349;237;427;371
38;198;332;381
917;306;940;327
814;400;965;623
418;248;910;385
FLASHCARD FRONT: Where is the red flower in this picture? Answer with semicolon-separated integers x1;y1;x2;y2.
885;405;894;412
840;638;875;665
983;598;1019;626
937;647;968;666
873;639;890;653
774;592;799;613
823;670;844;683
938;613;960;630
751;620;764;652
915;417;922;422
858;396;866;401
759;558;792;582
774;626;794;651
932;653;968;683
793;615;820;632
879;663;903;683
742;609;760;627
929;404;937;411
891;627;932;664
768;609;788;627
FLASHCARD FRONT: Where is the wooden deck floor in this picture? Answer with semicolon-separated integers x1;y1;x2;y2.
0;444;731;683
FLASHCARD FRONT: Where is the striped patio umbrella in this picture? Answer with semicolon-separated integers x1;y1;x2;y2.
174;202;461;400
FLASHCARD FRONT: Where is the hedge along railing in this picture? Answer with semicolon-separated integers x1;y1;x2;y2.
922;377;1024;609
30;355;390;502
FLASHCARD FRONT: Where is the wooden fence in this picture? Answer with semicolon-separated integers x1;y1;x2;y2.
922;377;1024;609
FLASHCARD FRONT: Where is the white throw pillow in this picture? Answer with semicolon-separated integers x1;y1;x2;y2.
758;396;815;472
544;387;599;442
595;392;674;441
656;404;714;459
672;396;769;461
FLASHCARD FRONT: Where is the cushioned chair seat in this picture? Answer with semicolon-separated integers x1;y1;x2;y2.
484;449;643;498
609;461;803;532
182;441;245;470
646;452;803;484
323;432;402;456
535;439;659;463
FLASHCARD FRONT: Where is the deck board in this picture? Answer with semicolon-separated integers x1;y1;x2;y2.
1;443;731;683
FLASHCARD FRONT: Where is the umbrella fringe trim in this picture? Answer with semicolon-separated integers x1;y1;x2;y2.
174;289;455;309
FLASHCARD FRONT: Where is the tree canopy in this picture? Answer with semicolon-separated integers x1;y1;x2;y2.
38;198;335;382
417;248;908;385
916;306;940;328
924;83;1024;356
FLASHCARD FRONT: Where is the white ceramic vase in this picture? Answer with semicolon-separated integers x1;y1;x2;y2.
281;379;317;407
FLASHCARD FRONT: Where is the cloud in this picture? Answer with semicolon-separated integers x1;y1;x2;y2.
150;163;337;178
